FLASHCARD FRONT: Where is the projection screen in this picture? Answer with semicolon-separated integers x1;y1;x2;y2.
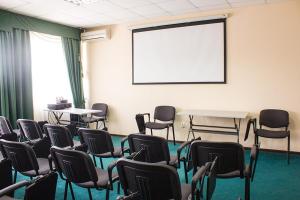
132;19;226;84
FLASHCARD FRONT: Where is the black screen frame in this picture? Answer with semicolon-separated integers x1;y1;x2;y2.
132;18;227;85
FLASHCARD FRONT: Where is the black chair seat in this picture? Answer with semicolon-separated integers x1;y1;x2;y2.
157;155;178;167
256;129;290;138
145;122;170;130
181;184;192;200
76;168;118;188
95;147;123;158
22;158;51;177
82;116;105;123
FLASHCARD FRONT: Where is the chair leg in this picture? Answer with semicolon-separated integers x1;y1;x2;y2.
88;188;93;200
96;121;99;129
255;135;259;145
106;188;110;200
150;129;153;136
288;135;290;164
14;170;17;183
117;182;121;194
172;125;175;145
103;120;106;129
166;127;169;142
245;177;250;200
183;160;188;183
100;157;104;169
64;181;69;200
69;182;75;200
93;155;97;167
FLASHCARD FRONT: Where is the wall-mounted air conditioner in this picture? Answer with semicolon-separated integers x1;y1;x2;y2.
81;29;110;41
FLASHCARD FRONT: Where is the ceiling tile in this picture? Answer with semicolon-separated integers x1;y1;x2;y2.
157;0;197;13
228;0;266;7
109;0;152;9
0;0;29;9
130;4;167;17
190;0;228;7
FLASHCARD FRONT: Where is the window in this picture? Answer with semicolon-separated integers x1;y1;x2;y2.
30;32;73;121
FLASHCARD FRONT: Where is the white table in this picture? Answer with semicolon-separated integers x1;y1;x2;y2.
44;108;102;125
177;109;249;143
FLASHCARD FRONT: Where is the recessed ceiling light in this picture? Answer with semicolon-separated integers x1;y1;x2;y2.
64;0;99;6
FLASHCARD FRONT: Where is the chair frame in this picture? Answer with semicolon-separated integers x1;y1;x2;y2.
50;146;118;200
245;109;290;164
189;140;259;200
145;106;176;145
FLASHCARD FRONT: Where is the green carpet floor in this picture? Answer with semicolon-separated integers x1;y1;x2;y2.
14;136;300;200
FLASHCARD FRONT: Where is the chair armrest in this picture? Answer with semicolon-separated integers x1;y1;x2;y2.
244;118;257;141
117;192;139;200
191;164;210;200
121;137;129;155
249;143;260;181
0;180;29;197
140;113;150;122
107;160;119;189
177;141;192;168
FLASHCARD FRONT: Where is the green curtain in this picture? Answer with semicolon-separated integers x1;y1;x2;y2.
62;37;85;108
0;29;33;127
12;29;33;120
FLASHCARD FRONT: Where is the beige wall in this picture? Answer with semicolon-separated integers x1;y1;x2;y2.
86;0;300;151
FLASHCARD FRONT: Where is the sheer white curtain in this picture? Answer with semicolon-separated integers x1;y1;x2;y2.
30;32;73;121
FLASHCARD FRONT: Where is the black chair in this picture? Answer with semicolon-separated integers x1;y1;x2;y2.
16;119;51;158
0;116;18;141
0;171;58;200
127;133;193;183
245;109;290;164
44;123;85;151
78;128;126;169
50;146;118;200
0;139;53;183
0;159;13;196
189;141;259;200
17;119;44;143
82;103;108;129
145;106;176;145
116;157;217;200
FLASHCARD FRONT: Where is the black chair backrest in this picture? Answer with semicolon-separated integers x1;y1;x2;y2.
0;159;12;192
127;134;170;163
0;139;39;174
0;117;13;136
191;141;245;178
135;114;146;133
259;109;289;128
17;119;43;140
24;172;58;200
117;158;182;200
91;103;108;118
44;124;74;148
154;106;175;122
78;128;114;155
50;146;98;184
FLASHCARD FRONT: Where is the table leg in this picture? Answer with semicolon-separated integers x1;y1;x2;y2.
187;115;195;141
234;118;241;143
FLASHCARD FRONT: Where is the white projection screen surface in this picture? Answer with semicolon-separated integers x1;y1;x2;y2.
132;19;226;84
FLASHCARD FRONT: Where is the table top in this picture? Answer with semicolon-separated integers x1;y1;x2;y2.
44;108;102;115
177;109;248;119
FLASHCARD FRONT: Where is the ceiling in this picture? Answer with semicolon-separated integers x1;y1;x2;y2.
0;0;289;28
